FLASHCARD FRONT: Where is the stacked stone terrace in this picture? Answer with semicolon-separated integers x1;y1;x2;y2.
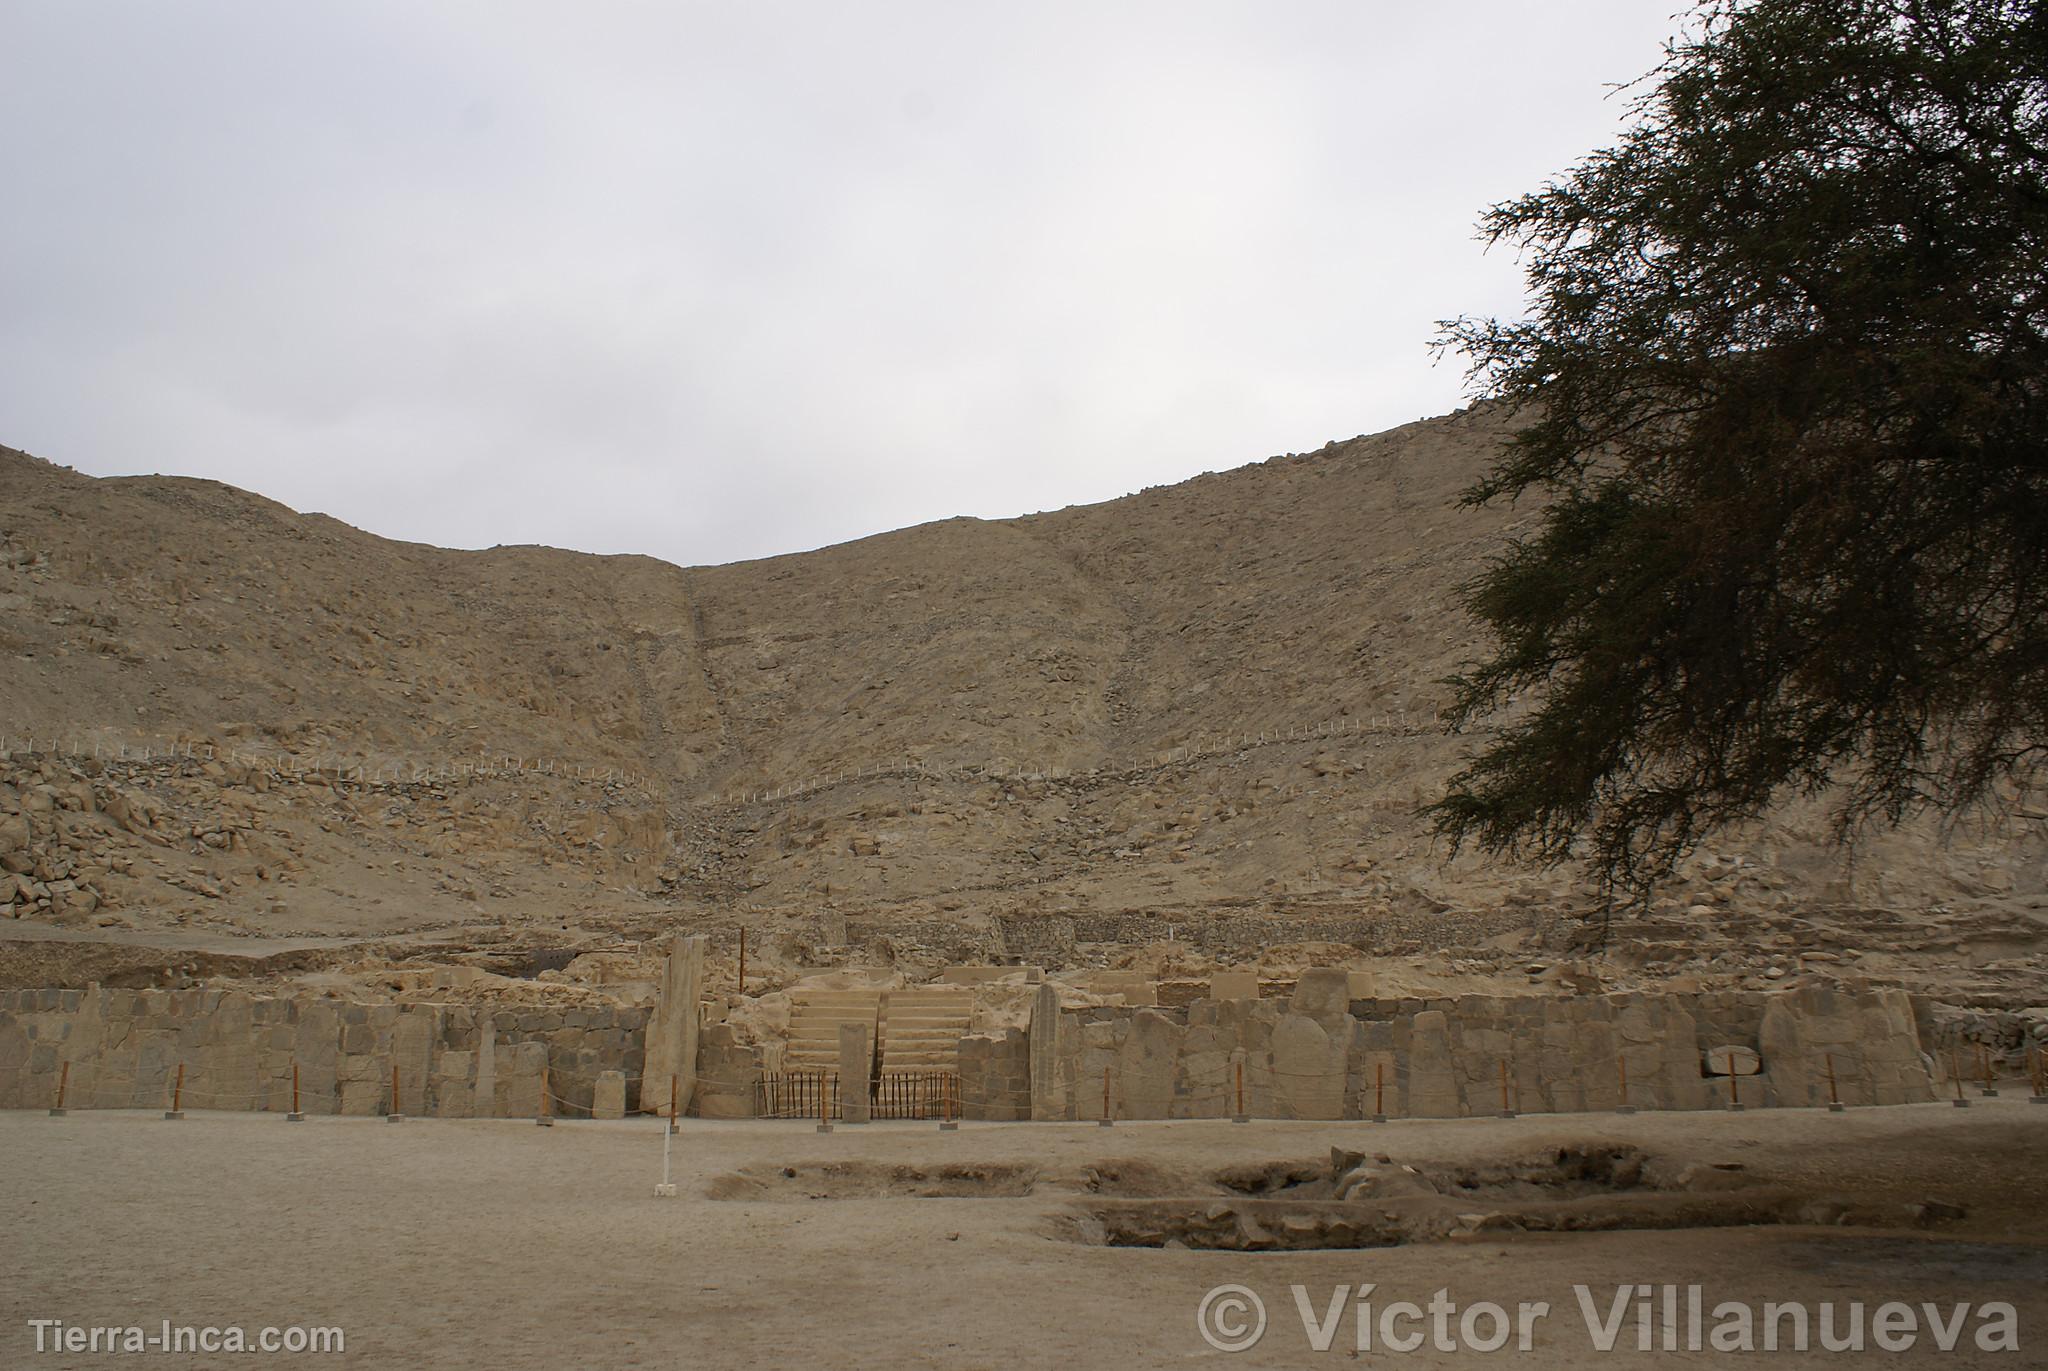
1;951;1944;1125
1020;971;1936;1121
0;987;647;1118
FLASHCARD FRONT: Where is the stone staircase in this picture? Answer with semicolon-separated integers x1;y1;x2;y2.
780;986;976;1076
782;989;882;1073
878;987;974;1073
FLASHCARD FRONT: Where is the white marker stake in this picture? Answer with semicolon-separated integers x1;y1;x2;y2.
654;1117;677;1197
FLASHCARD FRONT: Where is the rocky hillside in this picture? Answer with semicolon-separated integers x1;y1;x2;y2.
2;408;2042;1000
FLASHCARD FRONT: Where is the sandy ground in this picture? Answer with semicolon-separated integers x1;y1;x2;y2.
5;1103;2046;1369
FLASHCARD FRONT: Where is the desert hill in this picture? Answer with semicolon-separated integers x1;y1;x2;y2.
1;410;2042;1007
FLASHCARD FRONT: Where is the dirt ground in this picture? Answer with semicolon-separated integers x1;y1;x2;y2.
5;1102;2046;1369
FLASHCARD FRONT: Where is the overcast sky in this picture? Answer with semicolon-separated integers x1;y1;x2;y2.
2;2;1682;568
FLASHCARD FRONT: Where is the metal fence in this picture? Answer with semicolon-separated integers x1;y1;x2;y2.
873;1071;958;1121
753;1070;959;1120
756;1071;840;1120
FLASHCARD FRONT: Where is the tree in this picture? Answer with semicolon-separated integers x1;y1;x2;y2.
1430;0;2047;898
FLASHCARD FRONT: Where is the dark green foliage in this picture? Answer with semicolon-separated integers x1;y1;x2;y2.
1432;0;2048;895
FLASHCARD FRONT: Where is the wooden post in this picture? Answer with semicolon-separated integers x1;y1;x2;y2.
1727;1058;1744;1110
2033;1047;2048;1104
388;1061;403;1122
536;1065;553;1126
669;1074;680;1135
816;1069;832;1133
1498;1058;1516;1118
287;1061;305;1122
1098;1066;1113;1128
939;1072;958;1131
1231;1060;1247;1123
1373;1059;1386;1122
49;1061;68;1116
165;1062;186;1119
737;928;746;992
1949;1048;1970;1107
1978;1043;1998;1097
1824;1053;1844;1111
1616;1054;1635;1114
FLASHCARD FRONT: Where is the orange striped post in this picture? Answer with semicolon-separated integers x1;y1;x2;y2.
164;1062;186;1119
49;1061;68;1116
287;1061;305;1122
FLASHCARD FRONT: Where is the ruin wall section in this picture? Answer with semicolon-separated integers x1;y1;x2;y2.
1015;977;1935;1122
0;987;647;1118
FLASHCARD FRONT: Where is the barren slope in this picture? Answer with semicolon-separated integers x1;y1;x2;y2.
1;409;2042;1005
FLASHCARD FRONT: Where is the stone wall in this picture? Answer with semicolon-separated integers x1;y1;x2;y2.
0;987;647;1118
1;975;1941;1124
692;1023;763;1119
997;915;1078;963
1064;908;1550;955
610;903;1563;982
957;1028;1030;1121
1028;976;1936;1121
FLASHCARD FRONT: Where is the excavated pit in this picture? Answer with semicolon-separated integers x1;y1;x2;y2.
1062;1145;1966;1251
706;1143;1967;1250
710;1161;1040;1201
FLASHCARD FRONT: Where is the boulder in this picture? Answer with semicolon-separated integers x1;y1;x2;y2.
1702;1044;1761;1076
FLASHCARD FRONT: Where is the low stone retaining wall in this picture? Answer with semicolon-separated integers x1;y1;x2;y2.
1020;977;1936;1120
0;988;647;1118
695;1023;765;1119
958;1028;1030;1121
0;971;1943;1125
